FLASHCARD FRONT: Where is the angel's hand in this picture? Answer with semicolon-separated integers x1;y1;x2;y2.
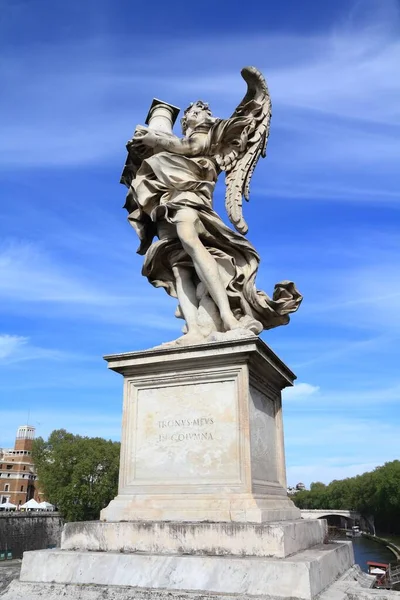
135;130;159;148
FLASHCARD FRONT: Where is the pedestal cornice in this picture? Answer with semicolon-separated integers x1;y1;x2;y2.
103;335;296;390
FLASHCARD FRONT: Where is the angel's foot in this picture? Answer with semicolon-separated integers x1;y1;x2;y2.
221;313;242;332
175;328;206;346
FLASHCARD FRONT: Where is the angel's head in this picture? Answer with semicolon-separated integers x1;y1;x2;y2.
181;100;215;135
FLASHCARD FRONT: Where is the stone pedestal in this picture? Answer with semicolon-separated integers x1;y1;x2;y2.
101;336;300;523
6;337;359;600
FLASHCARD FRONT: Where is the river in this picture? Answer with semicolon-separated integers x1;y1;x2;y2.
341;535;396;572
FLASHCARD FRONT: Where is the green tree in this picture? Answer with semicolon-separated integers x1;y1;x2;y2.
292;460;400;535
33;429;120;521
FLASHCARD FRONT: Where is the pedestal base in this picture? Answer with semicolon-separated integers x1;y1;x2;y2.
17;542;354;600
5;564;384;600
5;340;364;600
62;518;327;559
101;337;300;524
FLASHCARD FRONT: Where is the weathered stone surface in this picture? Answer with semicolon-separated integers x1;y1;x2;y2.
101;337;300;524
121;67;302;347
5;572;400;600
318;565;399;599
18;543;353;599
62;519;327;558
0;561;21;594
0;513;63;559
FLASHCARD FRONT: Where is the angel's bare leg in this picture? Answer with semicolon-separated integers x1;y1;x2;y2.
175;209;240;332
172;265;202;337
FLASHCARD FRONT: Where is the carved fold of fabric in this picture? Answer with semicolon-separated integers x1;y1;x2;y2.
126;143;302;333
127;150;217;254
142;201;302;332
132;152;217;212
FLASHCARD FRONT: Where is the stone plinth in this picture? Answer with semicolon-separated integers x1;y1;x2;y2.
100;336;300;523
5;338;360;600
19;543;354;600
62;518;327;559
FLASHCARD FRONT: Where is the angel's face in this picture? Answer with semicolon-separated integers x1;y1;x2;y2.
184;105;210;130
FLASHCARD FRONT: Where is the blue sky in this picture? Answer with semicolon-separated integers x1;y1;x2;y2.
1;0;399;486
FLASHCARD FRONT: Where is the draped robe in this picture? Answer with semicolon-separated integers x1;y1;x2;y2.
124;118;302;333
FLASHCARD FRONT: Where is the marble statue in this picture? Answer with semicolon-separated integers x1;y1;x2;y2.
122;66;302;345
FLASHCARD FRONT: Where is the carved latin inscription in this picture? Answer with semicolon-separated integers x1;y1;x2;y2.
132;379;240;482
158;417;214;442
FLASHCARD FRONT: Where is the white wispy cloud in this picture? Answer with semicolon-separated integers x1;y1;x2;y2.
0;333;88;365
285;414;400;486
178;1;400;127
0;240;109;304
283;382;320;400
256;182;400;204
284;383;400;409
0;239;177;331
270;227;400;337
301;267;400;333
0;334;27;360
0;0;399;178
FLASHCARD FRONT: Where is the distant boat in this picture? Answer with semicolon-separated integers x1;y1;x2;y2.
346;525;362;537
367;561;389;588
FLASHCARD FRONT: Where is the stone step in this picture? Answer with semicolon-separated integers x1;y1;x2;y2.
19;542;354;600
61;519;327;559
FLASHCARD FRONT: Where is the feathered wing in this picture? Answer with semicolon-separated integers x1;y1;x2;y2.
213;67;272;235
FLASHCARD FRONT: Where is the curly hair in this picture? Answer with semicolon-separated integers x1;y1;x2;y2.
180;100;213;134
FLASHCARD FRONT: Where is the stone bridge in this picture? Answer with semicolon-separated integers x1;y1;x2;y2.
300;509;375;533
301;509;361;522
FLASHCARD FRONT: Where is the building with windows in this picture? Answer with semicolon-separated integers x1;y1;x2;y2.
0;425;44;506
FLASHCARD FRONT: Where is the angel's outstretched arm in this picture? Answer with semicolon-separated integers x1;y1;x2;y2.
159;134;207;155
132;129;207;156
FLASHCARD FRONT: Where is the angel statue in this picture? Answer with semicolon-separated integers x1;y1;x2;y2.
122;66;302;345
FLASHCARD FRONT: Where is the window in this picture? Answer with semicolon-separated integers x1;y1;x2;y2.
7;474;10;478
4;484;9;492
6;465;12;470
20;486;24;492
23;466;26;471
22;475;25;478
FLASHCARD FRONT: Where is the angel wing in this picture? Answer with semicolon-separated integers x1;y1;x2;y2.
215;67;272;235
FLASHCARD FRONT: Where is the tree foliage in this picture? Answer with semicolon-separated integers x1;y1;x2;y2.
292;460;400;534
32;429;120;522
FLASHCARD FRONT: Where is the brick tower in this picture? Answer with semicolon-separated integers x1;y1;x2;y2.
14;425;35;453
0;425;43;506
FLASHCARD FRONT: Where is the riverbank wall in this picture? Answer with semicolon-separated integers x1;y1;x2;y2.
363;533;400;561
0;513;63;559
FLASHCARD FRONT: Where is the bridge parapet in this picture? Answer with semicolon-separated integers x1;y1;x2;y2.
301;509;361;521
